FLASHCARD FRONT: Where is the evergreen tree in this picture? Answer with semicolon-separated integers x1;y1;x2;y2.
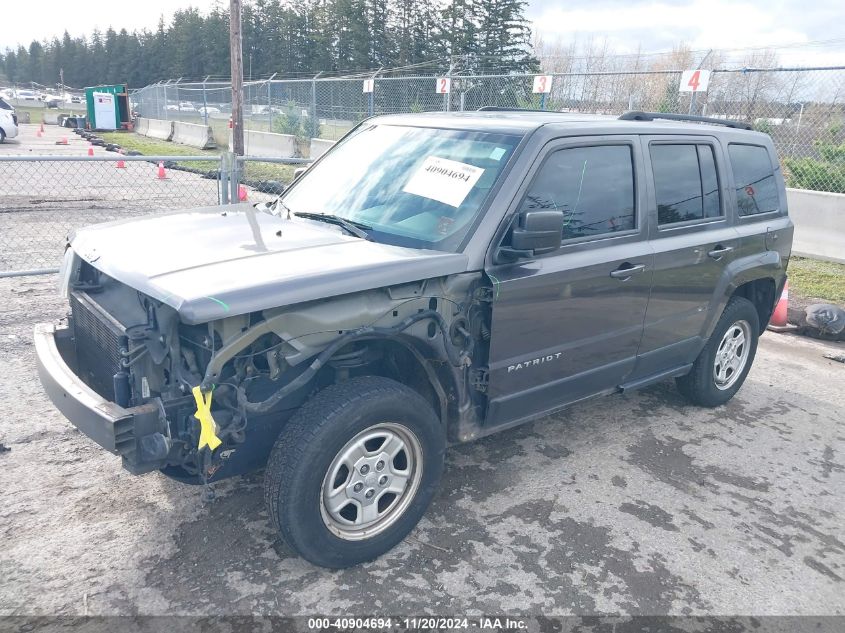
0;0;538;87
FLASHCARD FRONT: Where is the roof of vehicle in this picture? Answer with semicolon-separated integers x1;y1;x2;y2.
370;110;764;139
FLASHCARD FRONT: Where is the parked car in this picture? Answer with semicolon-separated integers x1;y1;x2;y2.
16;89;38;101
197;105;221;116
36;110;793;568
0;97;19;142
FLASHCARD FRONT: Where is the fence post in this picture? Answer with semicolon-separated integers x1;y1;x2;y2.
163;81;169;120
220;152;232;205
443;63;454;112
230;155;242;204
202;75;210;126
311;72;321;138
267;73;276;113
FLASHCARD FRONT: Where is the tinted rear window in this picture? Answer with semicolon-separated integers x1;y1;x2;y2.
651;144;721;225
729;144;779;215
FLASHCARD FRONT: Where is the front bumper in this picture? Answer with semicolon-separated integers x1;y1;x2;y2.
34;322;166;474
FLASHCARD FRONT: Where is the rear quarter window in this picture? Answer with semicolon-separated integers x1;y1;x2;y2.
728;144;779;216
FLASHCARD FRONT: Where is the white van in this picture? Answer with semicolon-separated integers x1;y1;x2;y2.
0;97;19;142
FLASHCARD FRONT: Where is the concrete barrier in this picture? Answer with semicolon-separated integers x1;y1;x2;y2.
172;121;217;149
140;118;174;141
230;129;297;158
310;138;335;159
248;129;297;157
135;118;150;137
43;112;60;125
787;188;845;264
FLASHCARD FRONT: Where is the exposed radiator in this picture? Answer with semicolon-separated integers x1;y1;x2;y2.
70;291;128;400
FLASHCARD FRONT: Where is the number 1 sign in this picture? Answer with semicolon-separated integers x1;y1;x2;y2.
679;69;711;92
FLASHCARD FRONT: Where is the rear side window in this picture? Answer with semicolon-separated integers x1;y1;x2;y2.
650;144;721;225
520;145;635;241
728;144;779;215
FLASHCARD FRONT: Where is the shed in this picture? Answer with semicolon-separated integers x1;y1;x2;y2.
85;84;131;130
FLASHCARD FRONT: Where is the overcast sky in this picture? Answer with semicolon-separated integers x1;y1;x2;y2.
2;0;843;66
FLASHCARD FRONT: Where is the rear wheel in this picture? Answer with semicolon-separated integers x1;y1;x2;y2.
0;128;6;143
676;296;760;407
264;376;445;568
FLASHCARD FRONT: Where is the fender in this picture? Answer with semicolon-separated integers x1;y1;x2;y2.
700;249;786;341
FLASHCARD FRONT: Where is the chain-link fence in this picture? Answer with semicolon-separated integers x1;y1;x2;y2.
0;153;312;276
133;66;845;192
0;155;224;275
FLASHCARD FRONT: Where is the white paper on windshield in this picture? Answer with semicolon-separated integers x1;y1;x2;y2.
402;156;485;207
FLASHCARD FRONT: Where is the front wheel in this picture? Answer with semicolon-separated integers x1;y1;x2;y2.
264;376;445;568
676;296;760;407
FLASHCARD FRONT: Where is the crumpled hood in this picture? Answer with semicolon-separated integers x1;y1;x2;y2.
70;203;469;324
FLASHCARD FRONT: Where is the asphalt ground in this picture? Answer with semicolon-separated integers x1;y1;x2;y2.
0;274;843;617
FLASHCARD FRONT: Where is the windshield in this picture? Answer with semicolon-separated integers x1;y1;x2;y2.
282;124;520;251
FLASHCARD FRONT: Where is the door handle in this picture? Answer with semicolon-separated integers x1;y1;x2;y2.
610;263;646;279
707;245;734;260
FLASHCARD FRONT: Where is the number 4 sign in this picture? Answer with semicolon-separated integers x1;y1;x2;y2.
680;69;711;92
532;75;553;94
436;77;451;94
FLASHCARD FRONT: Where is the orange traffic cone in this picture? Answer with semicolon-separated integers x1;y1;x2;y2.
36;130;42;137
56;137;68;145
87;145;94;156
157;161;167;180
39;122;45;133
238;185;248;201
768;281;792;332
116;159;126;169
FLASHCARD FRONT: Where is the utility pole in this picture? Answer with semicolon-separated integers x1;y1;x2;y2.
229;0;245;157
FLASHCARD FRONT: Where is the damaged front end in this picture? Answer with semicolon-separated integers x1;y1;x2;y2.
38;253;490;484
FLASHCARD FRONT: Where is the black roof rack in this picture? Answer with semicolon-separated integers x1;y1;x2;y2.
619;111;753;130
476;106;544;112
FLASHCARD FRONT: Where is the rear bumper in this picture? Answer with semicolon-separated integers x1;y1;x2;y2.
34;322;165;473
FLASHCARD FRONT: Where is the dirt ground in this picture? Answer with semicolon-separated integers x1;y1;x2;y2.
0;273;843;617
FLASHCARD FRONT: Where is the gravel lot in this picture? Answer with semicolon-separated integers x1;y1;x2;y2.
0;273;843;617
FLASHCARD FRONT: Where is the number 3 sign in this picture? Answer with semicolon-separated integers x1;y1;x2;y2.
436;78;451;94
532;75;553;94
679;69;711;92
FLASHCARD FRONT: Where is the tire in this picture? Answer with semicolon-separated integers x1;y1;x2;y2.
0;128;5;143
676;296;760;407
264;376;445;568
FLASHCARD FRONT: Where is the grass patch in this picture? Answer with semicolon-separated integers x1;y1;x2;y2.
100;131;220;174
99;131;298;184
788;257;845;304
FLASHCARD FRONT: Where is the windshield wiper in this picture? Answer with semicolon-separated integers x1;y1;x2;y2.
293;212;371;240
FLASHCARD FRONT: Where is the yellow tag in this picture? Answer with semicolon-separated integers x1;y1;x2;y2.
192;386;222;451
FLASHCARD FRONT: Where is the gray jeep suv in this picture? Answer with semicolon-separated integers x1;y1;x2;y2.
35;110;793;568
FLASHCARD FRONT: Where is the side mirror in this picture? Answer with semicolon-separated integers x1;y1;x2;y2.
497;210;564;262
293;166;309;181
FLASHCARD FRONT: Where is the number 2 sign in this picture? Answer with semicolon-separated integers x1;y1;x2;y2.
679;69;711;92
436;78;451;94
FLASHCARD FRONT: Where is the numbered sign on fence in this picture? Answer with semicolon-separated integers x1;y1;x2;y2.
362;78;374;93
679;69;711;92
532;75;553;94
436;77;451;94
